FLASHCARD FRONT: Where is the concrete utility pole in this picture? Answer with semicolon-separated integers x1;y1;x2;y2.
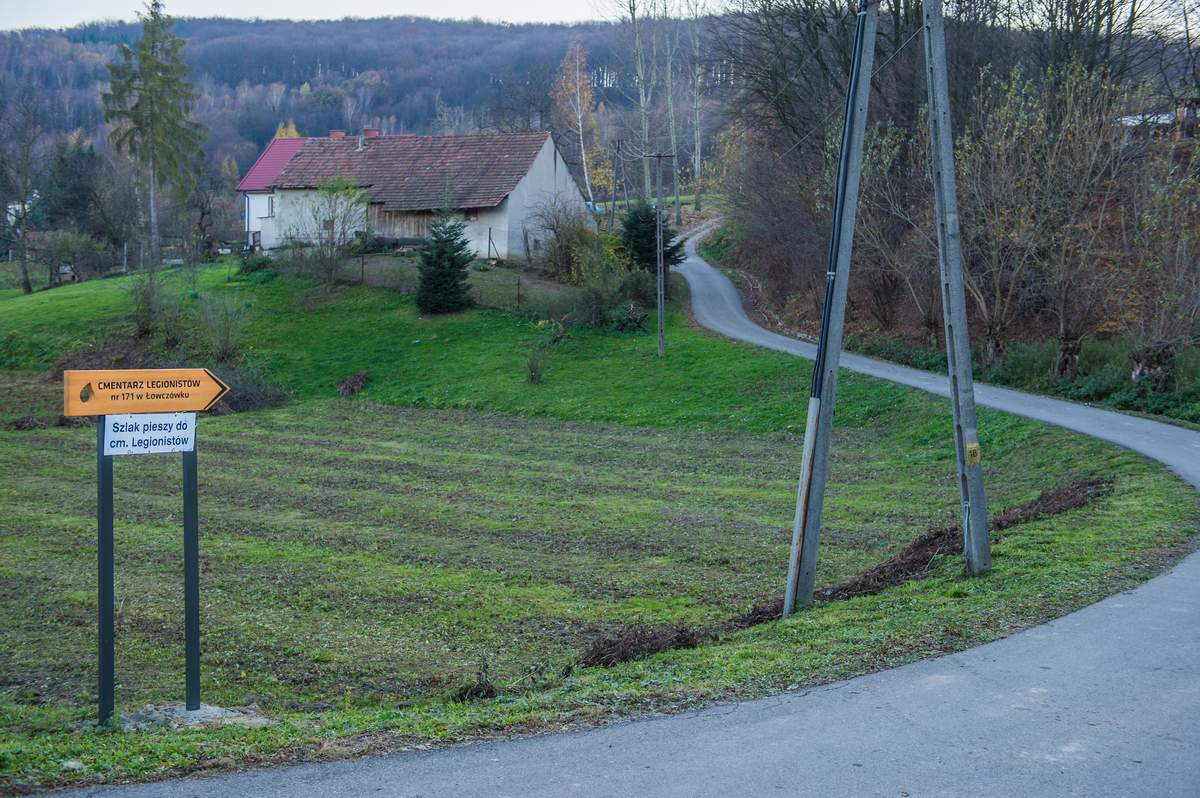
922;0;991;574
645;152;674;358
784;0;879;615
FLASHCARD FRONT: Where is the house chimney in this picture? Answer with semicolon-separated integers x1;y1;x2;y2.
363;128;379;138
357;134;366;151
329;130;346;139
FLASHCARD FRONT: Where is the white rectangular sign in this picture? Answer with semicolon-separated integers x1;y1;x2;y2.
103;413;196;456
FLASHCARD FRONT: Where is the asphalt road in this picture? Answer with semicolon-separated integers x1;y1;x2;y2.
62;234;1200;797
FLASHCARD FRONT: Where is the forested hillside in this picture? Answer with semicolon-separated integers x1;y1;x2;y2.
0;16;729;175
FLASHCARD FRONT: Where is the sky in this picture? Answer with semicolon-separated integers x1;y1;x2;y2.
0;0;611;31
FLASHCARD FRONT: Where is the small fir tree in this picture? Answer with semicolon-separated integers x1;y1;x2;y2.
416;210;474;313
620;200;684;298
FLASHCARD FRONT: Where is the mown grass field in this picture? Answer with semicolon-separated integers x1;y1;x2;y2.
1;264;1197;791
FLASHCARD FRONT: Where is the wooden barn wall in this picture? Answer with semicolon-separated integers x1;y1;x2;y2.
370;207;433;238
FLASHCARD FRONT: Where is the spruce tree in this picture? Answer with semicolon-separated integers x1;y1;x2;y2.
102;0;204;273
416;210;474;314
620;200;684;299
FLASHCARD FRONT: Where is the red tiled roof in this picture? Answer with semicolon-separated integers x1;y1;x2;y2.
273;132;551;211
236;137;308;192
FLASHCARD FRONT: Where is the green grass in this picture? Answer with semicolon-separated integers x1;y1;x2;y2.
329;252;583;317
0;265;1196;791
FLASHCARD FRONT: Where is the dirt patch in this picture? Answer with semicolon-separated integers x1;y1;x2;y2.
4;415;47;431
454;659;498;702
577;623;704;668
729;477;1116;628
55;415;91;428
336;372;369;397
51;337;161;378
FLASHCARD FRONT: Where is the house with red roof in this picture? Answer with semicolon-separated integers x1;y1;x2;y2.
235;136;308;250
239;129;587;260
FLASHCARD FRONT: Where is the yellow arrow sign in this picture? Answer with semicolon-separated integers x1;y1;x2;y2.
63;369;230;417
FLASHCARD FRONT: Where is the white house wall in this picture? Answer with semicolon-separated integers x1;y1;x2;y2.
504;138;589;261
272;189;369;247
468;203;510;259
243;192;278;248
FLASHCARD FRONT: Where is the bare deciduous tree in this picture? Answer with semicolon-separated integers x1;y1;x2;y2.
551;39;599;204
1122;145;1200;388
0;84;47;294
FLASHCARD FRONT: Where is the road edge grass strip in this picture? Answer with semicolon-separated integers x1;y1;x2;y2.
576;477;1118;667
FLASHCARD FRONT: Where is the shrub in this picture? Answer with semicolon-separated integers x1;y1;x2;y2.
1108;376;1191;418
201;295;249;362
570;289;612;328
619;270;657;307
128;275;162;337
981;341;1056;390
336;372;369;396
526;345;548;384
350;230;384;255
271;240;318;276
697;226;735;265
158;294;186;348
608;302;649;332
534;200;630;287
206;362;286;412
39;230;105;282
238;253;273;274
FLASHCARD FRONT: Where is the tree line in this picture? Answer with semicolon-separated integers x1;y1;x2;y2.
715;0;1200;405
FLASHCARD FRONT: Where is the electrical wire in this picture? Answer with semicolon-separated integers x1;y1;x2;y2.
776;21;925;160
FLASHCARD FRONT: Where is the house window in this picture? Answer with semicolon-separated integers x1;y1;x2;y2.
267;195;275;217
464;208;479;221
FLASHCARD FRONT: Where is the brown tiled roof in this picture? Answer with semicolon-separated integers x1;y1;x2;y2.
273;132;552;211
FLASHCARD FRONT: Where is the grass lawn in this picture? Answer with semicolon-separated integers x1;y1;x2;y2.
328;252;582;316
1;265;1197;791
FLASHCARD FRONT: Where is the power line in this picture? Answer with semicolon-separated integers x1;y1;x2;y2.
776;22;926;160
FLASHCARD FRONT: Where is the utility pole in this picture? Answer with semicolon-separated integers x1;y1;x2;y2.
609;141;620;231
922;0;991;574
644;152;674;358
783;0;879;615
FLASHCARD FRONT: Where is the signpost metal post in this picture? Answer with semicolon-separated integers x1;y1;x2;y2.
96;417;115;726
182;446;201;711
68;369;228;724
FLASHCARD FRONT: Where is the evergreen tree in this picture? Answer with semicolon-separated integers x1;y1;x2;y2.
620;200;684;297
40;137;99;231
416;210;474;314
102;0;204;272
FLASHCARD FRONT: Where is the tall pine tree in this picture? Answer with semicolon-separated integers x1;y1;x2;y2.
416;210;474;314
102;0;204;272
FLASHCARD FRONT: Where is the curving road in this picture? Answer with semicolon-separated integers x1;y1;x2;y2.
65;234;1200;797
